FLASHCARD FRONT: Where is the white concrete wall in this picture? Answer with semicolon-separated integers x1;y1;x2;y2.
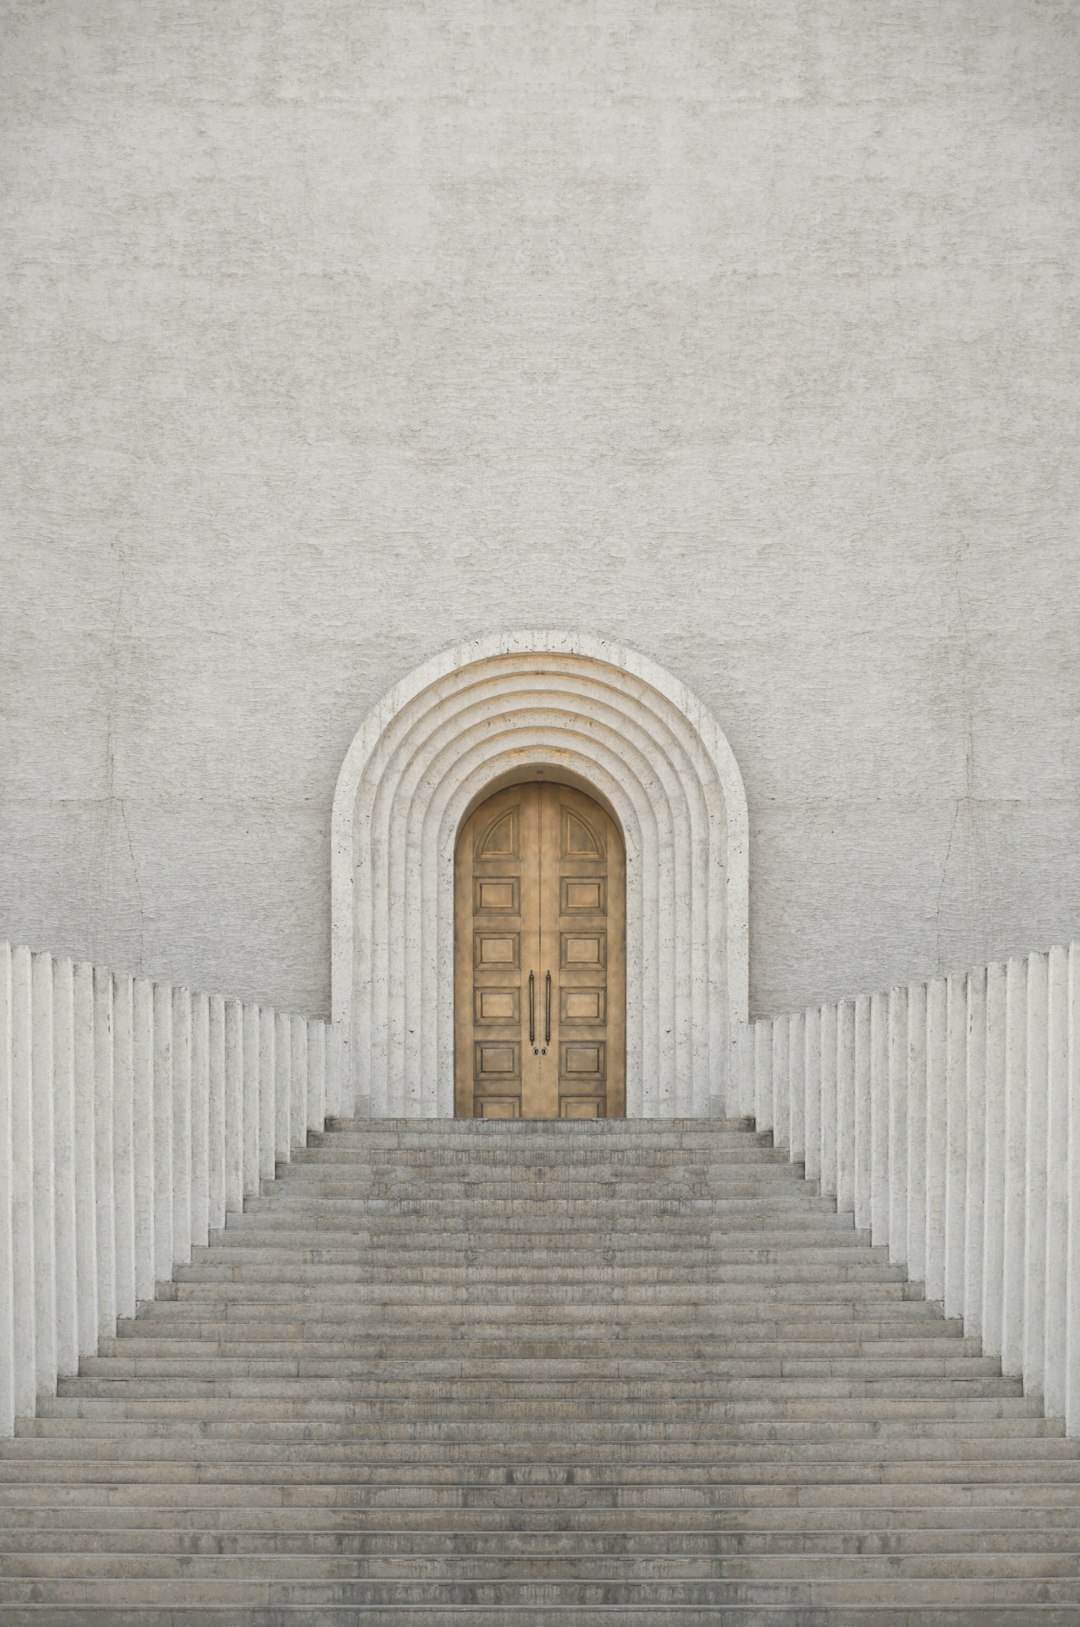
0;941;344;1437
2;2;1079;1020
737;941;1080;1437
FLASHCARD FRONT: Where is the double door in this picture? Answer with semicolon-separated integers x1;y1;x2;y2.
454;781;625;1118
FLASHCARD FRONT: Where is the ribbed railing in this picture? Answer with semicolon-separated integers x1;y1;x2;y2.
0;942;343;1437
736;942;1080;1438
6;935;1078;1443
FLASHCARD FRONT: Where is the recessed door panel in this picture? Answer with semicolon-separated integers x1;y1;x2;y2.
475;933;520;969
475;989;519;1023
455;782;625;1118
475;878;519;913
562;878;605;913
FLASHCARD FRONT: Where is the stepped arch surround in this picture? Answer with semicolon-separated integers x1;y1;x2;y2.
331;631;749;1116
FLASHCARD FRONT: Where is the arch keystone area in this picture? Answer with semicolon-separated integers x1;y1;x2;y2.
331;632;749;1117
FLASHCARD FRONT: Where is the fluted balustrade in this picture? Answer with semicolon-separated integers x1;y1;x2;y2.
0;943;344;1437
736;944;1080;1437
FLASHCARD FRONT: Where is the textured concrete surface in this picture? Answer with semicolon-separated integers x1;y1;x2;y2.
3;1115;1080;1620
1;2;1079;1015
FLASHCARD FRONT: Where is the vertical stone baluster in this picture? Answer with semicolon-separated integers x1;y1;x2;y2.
803;1007;821;1189
1001;956;1028;1378
963;967;987;1340
290;1015;309;1154
887;986;908;1265
190;992;210;1250
1023;952;1049;1394
131;977;156;1305
307;1020;326;1139
92;966;116;1341
771;1014;789;1151
207;996;226;1234
1043;945;1069;1418
981;962;1007;1359
170;988;192;1269
74;963;98;1356
818;1003;837;1202
0;946;13;1435
943;973;968;1320
836;1001;856;1217
152;982;174;1287
243;1002;261;1199
853;995;872;1232
275;1011;291;1167
329;1022;348;1122
1066;944;1080;1436
225;999;244;1215
753;1021;772;1138
788;1010;805;1166
736;1023;753;1122
10;946;35;1416
52;958;78;1375
31;952;56;1399
259;1007;276;1187
111;972;136;1322
869;990;889;1244
924;978;947;1303
905;983;928;1288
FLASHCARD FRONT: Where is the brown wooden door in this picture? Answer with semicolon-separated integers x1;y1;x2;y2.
454;782;625;1119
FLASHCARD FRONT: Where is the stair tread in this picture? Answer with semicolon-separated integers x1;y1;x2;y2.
4;1114;1076;1622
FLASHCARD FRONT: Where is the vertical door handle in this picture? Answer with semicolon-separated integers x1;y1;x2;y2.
545;971;552;1047
528;971;536;1047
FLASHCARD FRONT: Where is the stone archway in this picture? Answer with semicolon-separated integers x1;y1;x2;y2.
331;632;749;1117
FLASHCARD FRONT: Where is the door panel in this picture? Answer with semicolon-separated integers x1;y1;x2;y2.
455;782;625;1118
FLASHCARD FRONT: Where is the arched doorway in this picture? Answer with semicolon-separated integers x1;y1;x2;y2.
454;782;626;1118
331;632;748;1118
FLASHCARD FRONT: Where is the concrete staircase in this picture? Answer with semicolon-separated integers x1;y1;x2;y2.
1;1116;1079;1624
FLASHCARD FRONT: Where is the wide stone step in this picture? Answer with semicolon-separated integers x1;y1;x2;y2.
129;1299;949;1327
55;1373;1025;1403
156;1279;920;1303
40;1394;1044;1423
19;1413;1063;1443
196;1240;883;1265
73;1356;1003;1383
217;1219;865;1242
96;1336;981;1362
242;1194;829;1216
2;1112;1073;1619
4;1524;1080;1557
4;1456;1080;1490
2;1574;1080;1607
5;1478;1080;1510
172;1260;905;1285
293;1144;789;1165
228;1204;856;1228
4;1549;1080;1580
4;1499;1078;1532
265;1182;820;1202
0;1605;1076;1626
5;1436;1076;1469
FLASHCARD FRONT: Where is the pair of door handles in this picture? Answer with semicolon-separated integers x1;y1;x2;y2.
528;971;552;1054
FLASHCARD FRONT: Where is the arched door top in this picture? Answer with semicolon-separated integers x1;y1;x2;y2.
331;631;749;1118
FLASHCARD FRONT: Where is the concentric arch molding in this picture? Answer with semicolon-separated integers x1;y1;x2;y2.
331;632;749;1117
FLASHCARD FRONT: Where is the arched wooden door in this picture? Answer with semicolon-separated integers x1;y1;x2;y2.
454;782;626;1118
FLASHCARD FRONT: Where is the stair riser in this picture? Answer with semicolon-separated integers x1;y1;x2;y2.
0;1112;1074;1621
